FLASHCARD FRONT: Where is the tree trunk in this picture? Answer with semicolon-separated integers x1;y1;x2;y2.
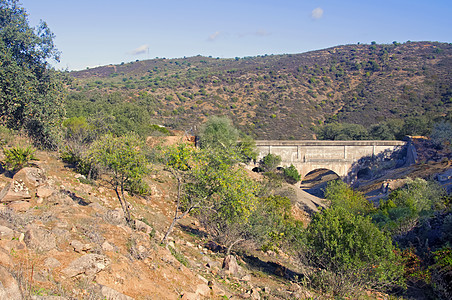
227;238;245;255
161;176;183;244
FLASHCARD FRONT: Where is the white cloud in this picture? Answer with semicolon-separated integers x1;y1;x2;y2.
130;44;149;55
311;7;324;20
254;29;271;37
208;31;221;41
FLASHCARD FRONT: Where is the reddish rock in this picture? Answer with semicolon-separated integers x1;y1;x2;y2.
0;265;22;300
62;254;110;277
24;226;56;251
13;167;46;189
7;200;31;212
36;186;54;199
0;181;31;203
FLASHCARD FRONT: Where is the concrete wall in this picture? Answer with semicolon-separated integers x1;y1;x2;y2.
254;140;406;180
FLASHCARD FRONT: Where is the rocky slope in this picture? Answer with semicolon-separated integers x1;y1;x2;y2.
0;149;314;300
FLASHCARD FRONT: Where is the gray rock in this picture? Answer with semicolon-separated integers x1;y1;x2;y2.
105;209;125;225
44;257;61;269
222;255;239;275
70;240;91;253
0;265;22;300
62;254;110;277
99;285;134;300
250;288;261;300
0;225;15;239
24;226;56;251
102;241;116;252
134;219;152;234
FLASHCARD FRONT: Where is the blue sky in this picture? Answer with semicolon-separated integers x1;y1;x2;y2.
21;0;451;71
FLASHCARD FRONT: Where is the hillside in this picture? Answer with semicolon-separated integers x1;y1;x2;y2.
0;148;311;299
67;41;452;139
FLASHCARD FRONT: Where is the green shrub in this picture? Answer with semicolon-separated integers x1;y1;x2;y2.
260;153;281;172
304;207;404;296
2;145;37;172
374;178;446;235
283;164;301;184
60;148;98;179
324;180;374;215
430;247;452;299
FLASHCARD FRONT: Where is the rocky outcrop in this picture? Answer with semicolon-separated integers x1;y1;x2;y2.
13;167;46;189
99;285;134;300
24;226;56;251
0;181;31;203
222;255;239;275
0;265;22;300
62;254;110;278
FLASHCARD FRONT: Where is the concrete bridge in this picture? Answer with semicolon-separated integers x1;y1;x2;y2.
253;140;407;182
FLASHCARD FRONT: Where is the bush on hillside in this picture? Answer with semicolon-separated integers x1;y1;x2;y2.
303;207;405;296
2;145;37;172
283;164;301;184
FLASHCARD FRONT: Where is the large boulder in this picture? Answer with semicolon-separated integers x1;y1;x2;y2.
62;254;110;278
0;265;22;300
7;201;31;212
13;167;46;189
99;285;134;300
222;255;239;275
0;181;31;203
24;226;56;251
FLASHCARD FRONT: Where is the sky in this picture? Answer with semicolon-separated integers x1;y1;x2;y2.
20;0;452;71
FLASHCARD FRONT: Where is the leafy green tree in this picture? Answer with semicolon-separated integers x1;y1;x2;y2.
324;180;374;215
0;0;65;148
283;164;301;184
373;178;446;235
186;149;261;253
304;207;404;295
198;116;257;163
316;122;368;140
248;195;303;252
89;134;150;226
160;142;197;243
198;116;239;150
260;153;281;172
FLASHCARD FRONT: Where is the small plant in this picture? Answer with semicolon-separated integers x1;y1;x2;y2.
168;245;189;267
2;145;37;172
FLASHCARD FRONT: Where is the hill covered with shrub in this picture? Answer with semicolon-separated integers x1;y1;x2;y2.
67;41;452;139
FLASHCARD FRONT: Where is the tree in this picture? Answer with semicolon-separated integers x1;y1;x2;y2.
324;180;374;215
430;121;452;149
198;116;256;163
283;164;301;184
0;0;65;148
260;153;281;172
373;178;446;235
89;134;150;226
304;207;404;295
160;142;197;244
185;149;261;253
